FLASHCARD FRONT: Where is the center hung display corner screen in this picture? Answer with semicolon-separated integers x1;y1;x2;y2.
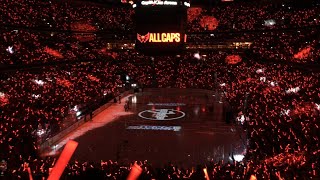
135;0;187;55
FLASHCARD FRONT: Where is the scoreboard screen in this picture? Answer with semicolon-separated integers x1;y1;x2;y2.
135;4;187;54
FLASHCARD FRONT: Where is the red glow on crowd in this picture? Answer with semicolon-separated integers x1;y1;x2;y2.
0;92;9;106
88;75;100;82
56;78;72;88
225;55;242;64
290;102;319;117
187;8;202;22
0;0;319;179
294;46;313;59
44;47;64;59
200;16;219;31
71;22;97;32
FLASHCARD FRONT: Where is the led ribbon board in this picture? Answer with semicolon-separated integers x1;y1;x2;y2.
137;0;190;7
141;0;178;5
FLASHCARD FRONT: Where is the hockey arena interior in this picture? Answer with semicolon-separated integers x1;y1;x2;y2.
0;0;320;179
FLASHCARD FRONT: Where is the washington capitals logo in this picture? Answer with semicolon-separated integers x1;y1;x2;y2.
137;33;150;43
138;109;185;120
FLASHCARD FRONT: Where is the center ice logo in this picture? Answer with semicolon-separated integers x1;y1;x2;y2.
138;109;185;120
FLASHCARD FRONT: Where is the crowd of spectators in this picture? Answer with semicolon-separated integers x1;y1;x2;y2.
6;158;318;179
1;28;319;66
0;61;122;161
251;29;320;63
0;0;133;32
187;3;320;32
1;50;320;179
0;29;134;65
1;0;320;34
1;0;320;66
187;28;320;64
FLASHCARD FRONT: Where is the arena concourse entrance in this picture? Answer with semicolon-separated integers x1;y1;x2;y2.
71;88;246;167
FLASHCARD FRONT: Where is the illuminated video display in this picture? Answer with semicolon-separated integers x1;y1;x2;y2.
135;4;187;54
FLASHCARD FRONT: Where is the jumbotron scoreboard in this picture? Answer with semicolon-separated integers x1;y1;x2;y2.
134;0;189;54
